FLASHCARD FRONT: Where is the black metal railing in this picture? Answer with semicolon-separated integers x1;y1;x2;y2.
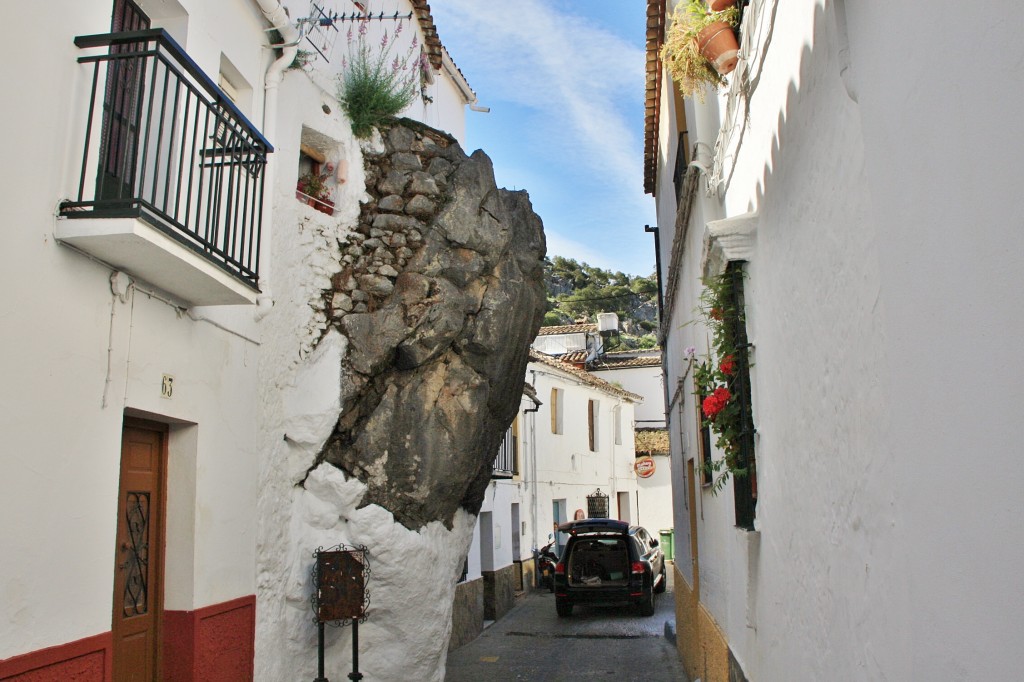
62;29;272;289
492;427;518;478
673;131;689;206
724;262;757;530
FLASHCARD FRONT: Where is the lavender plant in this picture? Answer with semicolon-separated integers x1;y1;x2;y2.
338;20;422;138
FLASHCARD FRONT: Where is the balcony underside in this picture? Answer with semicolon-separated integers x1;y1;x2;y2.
56;213;259;306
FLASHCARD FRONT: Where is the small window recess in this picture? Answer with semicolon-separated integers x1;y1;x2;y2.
296;126;341;213
218;54;252;115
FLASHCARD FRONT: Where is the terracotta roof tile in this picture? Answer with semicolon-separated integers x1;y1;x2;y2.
591;356;663;370
560;350;590;364
529;349;643;403
644;0;666;195
410;0;444;70
536;324;597;336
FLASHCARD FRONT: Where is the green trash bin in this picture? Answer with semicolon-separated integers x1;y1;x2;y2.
659;529;674;561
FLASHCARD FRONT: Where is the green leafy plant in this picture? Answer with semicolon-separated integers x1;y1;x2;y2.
692;270;752;493
288;49;315;70
660;0;739;102
337;20;423;138
296;163;334;203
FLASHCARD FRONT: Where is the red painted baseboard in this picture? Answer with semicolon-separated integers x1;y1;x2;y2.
0;631;112;681
163;594;256;682
0;596;253;682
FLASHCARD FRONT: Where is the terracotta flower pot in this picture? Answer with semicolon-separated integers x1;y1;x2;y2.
313;198;335;216
697;21;739;75
707;0;736;10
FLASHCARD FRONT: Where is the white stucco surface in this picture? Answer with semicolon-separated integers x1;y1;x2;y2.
654;0;1024;679
590;365;666;428
0;0;266;659
251;62;481;679
1;0;475;673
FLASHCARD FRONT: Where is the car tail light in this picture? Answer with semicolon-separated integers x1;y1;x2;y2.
631;561;644;574
555;562;565;575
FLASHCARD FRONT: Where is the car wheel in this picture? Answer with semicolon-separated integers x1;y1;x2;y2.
654;563;667;594
638;583;655;617
556;600;573;618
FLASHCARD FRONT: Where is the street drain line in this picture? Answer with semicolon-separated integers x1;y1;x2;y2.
504;631;658;640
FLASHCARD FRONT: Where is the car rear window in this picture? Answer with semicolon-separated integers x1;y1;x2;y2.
567;538;630;586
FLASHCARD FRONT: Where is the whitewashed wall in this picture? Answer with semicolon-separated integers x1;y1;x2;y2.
590;365;666;428
657;0;1024;679
281;0;471;145
0;0;268;660
635;457;674;538
526;362;638;550
252;62;478;682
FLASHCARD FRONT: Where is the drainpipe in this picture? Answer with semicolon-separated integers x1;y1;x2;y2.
251;0;300;315
527;370;540;560
644;224;665;323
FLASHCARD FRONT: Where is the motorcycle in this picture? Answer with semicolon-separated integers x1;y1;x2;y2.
536;535;560;592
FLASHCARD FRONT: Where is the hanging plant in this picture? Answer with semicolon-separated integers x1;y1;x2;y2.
692;271;752;494
660;0;740;103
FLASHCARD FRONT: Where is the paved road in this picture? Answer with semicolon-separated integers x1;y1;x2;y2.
445;567;686;681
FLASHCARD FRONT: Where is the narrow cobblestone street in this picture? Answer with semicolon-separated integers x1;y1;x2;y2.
445;567;685;681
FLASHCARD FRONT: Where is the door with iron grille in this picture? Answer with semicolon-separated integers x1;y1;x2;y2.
97;0;151;201
112;419;166;681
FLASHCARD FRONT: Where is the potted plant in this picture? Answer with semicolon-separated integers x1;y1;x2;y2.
660;0;740;102
690;271;753;494
296;163;335;216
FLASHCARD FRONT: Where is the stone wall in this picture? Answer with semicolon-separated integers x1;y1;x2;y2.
256;111;546;682
449;578;484;651
317;120;548;531
482;564;517;621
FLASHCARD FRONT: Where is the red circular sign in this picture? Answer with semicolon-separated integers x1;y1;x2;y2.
634;456;656;478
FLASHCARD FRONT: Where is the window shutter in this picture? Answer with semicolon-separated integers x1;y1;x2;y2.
588;400;595;451
550;388;558;433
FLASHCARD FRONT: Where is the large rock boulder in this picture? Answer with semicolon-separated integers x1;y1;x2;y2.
318;120;547;529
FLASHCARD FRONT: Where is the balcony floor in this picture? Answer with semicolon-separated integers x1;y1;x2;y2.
55;215;259;306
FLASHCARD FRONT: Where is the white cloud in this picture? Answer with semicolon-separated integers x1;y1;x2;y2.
431;0;646;190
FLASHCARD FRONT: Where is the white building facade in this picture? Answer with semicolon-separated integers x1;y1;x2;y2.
590;350;674;540
0;0;474;680
647;1;1024;681
450;352;643;646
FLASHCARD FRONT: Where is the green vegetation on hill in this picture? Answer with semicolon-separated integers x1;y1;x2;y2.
543;257;660;350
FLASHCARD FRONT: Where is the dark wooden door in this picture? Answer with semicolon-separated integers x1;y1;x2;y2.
112;419;166;681
97;0;151;201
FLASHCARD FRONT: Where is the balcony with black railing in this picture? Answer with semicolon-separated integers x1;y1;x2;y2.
58;29;272;305
492;427;519;479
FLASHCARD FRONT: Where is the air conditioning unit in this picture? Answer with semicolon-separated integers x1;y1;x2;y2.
597;313;619;333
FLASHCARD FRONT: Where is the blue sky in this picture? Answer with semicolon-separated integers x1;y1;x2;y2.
428;1;658;277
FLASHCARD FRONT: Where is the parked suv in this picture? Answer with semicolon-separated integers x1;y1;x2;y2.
553;519;666;617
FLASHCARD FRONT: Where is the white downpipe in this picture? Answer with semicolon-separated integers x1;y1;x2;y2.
251;0;300;315
529;371;540;560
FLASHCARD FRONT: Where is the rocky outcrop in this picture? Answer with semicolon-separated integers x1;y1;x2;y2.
316;120;547;529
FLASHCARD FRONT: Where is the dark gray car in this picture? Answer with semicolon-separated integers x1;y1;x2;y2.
553;519;666;617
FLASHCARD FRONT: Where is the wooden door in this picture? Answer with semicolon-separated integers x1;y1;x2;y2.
112;419;167;681
687;458;700;597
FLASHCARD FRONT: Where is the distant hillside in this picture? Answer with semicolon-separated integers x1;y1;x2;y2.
543;256;659;350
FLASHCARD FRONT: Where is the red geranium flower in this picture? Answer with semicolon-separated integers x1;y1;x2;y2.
702;387;731;418
719;355;735;375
